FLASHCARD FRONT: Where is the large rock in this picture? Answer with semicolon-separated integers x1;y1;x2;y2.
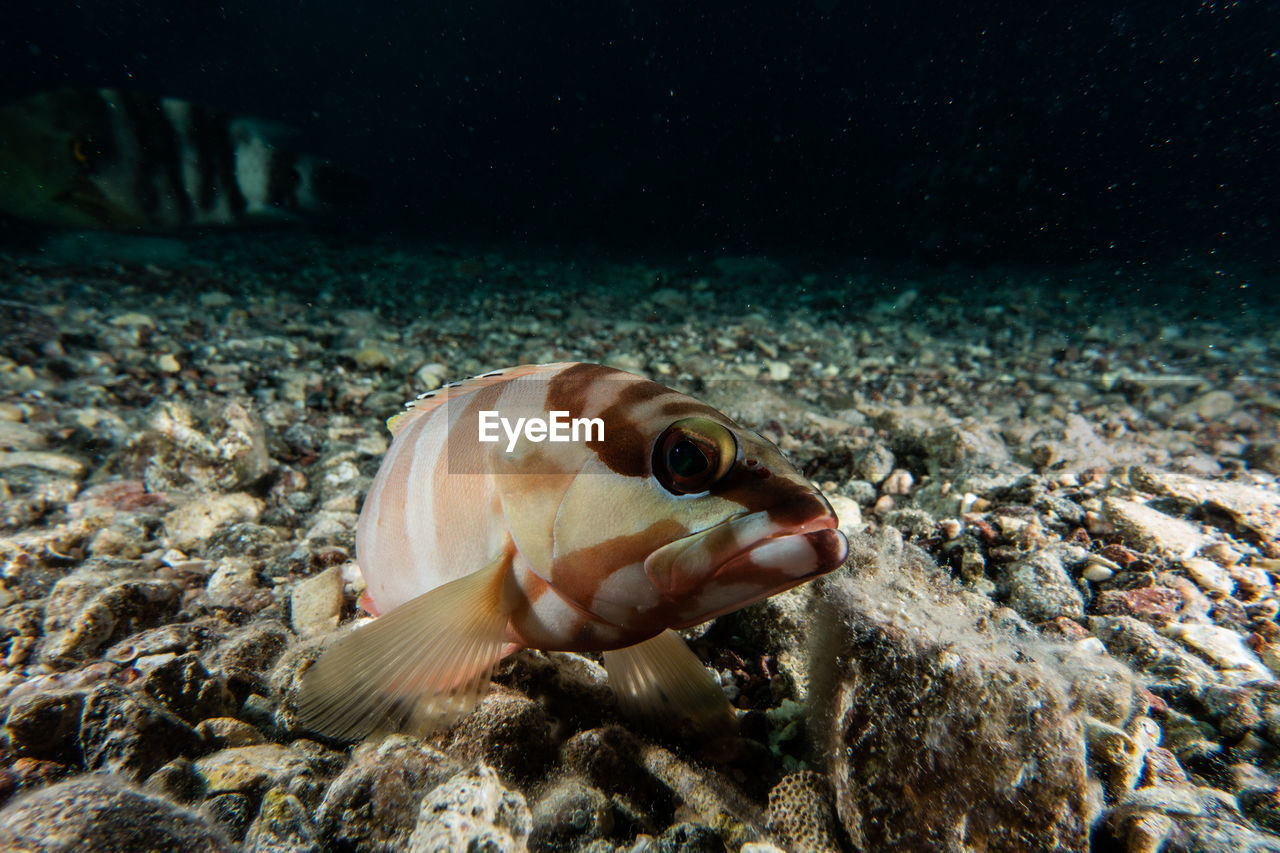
809;534;1091;852
0;775;235;852
314;734;460;852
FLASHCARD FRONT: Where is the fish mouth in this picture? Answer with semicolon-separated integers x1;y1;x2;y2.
644;506;848;605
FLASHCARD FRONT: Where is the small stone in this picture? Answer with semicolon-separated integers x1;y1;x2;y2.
882;468;914;496
206;558;269;611
164;493;265;552
3;689;85;762
407;764;532;853
80;684;202;782
145;756;208;805
1186;390;1237;419
202;792;254;842
316;734;461;852
289;566;344;640
765;771;839;853
0;450;87;478
445;686;556;789
765;361;791;381
110;312;157;328
194;744;316;797
851;445;895;484
415;363;448;390
1182;557;1236;596
0;776;235;852
1162;623;1275;683
530;779;613;852
156;353;181;373
243;787;321;853
196;717;268;749
352;347;392;370
1081;562;1114;583
1103;497;1207;559
826;494;863;537
1095;587;1182;624
138;652;236;724
1000;546;1085;623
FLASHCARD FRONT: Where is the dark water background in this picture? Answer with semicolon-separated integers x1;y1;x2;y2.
1;1;1277;268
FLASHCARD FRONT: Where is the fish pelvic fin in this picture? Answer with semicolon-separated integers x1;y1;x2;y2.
602;629;737;737
297;550;514;741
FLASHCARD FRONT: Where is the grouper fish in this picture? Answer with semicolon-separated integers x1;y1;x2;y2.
0;87;361;229
298;362;850;739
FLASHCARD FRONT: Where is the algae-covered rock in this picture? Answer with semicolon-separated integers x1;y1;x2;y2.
809;533;1090;852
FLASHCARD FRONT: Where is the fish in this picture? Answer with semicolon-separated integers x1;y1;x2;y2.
0;88;363;229
297;362;849;740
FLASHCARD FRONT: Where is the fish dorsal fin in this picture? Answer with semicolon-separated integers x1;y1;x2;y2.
296;547;515;741
386;362;573;436
601;629;737;736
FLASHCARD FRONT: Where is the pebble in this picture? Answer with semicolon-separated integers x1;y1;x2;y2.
765;361;791;381
0;451;86;478
289;566;344;639
1103;497;1207;559
851;444;895;484
243;787;321;853
1081;561;1115;583
195;717;268;749
193;744;317;797
315;734;461;852
1182;557;1236;596
80;684;202;782
407;764;532;853
0;775;236;852
164;493;265;551
826;494;863;536
1000;546;1085;623
1161;623;1275;684
882;468;914;495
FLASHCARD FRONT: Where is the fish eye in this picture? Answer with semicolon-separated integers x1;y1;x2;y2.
69;139;91;166
652;417;737;495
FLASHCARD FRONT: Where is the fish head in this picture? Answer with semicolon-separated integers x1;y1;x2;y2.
544;370;848;633
636;415;848;627
0;89;141;227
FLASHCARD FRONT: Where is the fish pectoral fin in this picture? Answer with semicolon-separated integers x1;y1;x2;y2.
601;629;736;736
296;551;513;741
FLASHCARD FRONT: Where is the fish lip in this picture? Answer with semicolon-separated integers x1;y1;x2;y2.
643;506;845;598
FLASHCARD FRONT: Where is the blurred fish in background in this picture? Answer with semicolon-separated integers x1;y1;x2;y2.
0;87;365;229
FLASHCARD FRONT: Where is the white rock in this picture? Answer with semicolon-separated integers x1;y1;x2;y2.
1162;623;1274;683
766;360;792;381
827;494;864;537
1181;557;1236;596
164;493;264;551
290;566;345;639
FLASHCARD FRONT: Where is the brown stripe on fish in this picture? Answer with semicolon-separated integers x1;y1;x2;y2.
551;519;689;621
428;380;509;569
711;456;832;527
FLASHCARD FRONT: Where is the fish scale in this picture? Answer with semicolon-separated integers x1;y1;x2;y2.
298;362;848;740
